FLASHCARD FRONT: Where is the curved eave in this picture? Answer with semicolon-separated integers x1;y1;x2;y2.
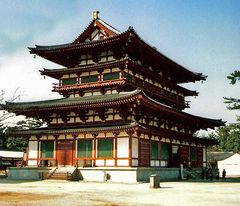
2;90;142;114
29;28;205;83
40;58;198;97
139;92;225;129
7;124;136;137
3;89;225;130
40;59;128;79
128;31;206;83
28;30;131;67
7;122;217;145
28;35;121;52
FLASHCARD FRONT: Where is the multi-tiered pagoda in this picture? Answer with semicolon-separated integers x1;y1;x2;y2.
4;12;224;171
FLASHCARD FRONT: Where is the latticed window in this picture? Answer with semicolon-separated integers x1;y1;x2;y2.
151;141;158;159
81;75;98;83
78;139;92;158
62;78;77;85
103;72;120;81
190;147;197;161
98;139;113;158
160;143;170;160
41;141;54;158
124;73;132;82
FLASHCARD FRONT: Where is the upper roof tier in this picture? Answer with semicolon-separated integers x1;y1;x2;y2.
28;12;206;84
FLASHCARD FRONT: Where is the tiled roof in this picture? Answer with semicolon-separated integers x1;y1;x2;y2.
2;89;225;129
208;152;235;161
8;123;136;136
3;90;141;111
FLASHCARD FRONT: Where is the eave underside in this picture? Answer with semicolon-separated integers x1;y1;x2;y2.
29;29;205;83
7;123;217;146
41;58;198;97
3;90;225;130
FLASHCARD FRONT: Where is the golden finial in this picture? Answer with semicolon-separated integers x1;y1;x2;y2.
92;11;99;20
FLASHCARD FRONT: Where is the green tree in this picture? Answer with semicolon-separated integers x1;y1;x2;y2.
0;89;43;151
1;119;43;151
211;70;240;153
208;70;240;153
224;70;240;110
215;123;240;153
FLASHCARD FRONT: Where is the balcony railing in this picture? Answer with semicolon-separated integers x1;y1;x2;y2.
53;77;189;109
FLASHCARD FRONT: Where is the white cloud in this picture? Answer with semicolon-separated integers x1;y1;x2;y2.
0;48;60;102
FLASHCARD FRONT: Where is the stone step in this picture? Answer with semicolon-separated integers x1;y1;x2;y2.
47;167;74;180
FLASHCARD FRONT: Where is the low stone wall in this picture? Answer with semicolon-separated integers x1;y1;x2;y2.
136;168;180;182
7;167;50;180
7;167;181;182
77;167;180;183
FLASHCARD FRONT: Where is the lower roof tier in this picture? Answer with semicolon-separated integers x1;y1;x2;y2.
7;123;217;146
2;89;225;131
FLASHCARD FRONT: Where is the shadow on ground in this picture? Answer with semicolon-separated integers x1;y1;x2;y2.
184;177;240;183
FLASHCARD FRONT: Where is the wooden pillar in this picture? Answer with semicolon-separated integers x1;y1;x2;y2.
113;131;119;167
129;135;132;167
37;136;40;167
149;134;152;167
72;134;78;167
25;136;30;166
92;133;97;167
127;129;134;167
54;135;59;167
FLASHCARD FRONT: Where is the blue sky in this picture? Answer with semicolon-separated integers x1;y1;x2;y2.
0;0;240;125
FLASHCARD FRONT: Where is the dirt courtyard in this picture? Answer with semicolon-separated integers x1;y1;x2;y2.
0;178;239;206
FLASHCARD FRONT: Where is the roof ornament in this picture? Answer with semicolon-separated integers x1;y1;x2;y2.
92;11;99;20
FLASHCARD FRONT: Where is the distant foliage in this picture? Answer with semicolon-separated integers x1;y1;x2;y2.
224;70;240;110
227;70;240;85
0;119;43;151
210;123;240;153
210;70;240;153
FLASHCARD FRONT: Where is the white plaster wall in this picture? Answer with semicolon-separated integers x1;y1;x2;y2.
106;160;115;166
132;159;138;166
218;154;240;177
28;141;38;158
27;160;38;166
132;138;138;158
151;160;160;167
203;147;206;161
117;159;129;166
95;160;104;166
117;138;129;158
79;169;137;183
80;170;106;181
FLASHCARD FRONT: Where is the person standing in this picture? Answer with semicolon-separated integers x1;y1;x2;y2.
222;169;226;180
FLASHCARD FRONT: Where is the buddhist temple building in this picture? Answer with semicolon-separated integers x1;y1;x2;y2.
3;12;224;180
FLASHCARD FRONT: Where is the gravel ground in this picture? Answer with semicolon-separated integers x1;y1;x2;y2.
0;178;239;206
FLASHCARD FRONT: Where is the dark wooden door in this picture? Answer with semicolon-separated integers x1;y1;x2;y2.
139;139;150;167
57;140;73;166
180;146;189;167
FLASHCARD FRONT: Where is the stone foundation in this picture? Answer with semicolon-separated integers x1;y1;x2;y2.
76;167;181;183
7;167;50;180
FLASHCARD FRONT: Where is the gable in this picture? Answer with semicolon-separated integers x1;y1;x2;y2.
72;19;120;44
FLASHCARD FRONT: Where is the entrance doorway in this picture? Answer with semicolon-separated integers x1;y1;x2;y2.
139;139;150;167
57;140;73;166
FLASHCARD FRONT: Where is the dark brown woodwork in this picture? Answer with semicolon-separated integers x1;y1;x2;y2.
119;105;130;120
78;109;88;122
196;147;203;167
139;139;150;167
97;107;108;121
57;140;73;166
179;146;189;167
